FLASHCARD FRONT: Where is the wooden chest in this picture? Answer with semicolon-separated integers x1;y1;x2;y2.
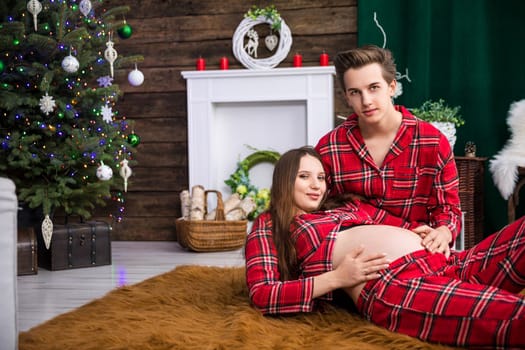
17;227;38;275
37;221;112;271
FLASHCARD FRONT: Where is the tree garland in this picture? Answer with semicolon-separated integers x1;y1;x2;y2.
225;149;280;220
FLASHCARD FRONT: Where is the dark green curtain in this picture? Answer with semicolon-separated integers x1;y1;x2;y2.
358;0;525;233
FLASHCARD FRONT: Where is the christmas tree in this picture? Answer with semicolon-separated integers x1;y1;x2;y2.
0;0;143;222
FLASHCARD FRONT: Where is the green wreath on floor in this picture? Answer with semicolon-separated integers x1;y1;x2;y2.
225;149;280;220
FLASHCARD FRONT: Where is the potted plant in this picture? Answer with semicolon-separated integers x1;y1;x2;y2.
411;99;465;149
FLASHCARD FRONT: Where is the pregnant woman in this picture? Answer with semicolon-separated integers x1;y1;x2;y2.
245;146;525;349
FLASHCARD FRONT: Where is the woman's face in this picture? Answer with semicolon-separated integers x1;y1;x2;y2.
293;154;326;214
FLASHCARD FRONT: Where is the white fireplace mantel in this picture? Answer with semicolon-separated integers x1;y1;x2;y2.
181;66;335;194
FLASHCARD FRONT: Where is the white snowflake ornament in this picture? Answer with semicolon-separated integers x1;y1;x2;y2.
96;161;113;181
39;92;56;115
101;103;113;123
97;75;113;87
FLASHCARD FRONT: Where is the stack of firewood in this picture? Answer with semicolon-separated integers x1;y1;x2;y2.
180;185;255;221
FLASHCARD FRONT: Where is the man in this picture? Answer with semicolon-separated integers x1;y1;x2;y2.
315;45;462;257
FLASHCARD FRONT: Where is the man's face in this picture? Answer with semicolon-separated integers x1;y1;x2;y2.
343;63;396;124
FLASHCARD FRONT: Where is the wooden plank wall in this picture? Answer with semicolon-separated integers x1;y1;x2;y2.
96;0;358;240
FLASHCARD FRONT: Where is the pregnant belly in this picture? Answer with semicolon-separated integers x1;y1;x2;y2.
333;224;423;264
332;225;424;302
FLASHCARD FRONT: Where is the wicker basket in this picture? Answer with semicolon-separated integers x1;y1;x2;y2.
176;190;247;252
455;156;487;249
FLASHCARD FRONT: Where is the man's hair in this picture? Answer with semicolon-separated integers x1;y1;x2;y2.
334;45;397;90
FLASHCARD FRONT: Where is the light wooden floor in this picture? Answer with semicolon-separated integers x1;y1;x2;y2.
16;241;245;333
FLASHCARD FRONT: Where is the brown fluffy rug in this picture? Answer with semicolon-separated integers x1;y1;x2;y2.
19;265;456;350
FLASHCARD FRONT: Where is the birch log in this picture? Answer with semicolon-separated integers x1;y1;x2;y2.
179;190;191;219
190;185;205;220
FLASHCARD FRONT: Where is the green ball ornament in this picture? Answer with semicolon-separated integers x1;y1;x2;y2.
117;23;133;39
127;133;140;147
0;60;5;74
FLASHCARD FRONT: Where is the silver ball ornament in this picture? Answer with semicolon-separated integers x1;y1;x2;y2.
61;55;79;73
96;162;113;181
79;0;92;17
128;67;144;86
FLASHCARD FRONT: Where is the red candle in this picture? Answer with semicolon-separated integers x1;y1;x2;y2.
293;53;303;67
319;52;329;66
196;57;206;71
219;56;229;70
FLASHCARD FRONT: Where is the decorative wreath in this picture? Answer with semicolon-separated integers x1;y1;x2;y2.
225;149;280;220
232;6;292;70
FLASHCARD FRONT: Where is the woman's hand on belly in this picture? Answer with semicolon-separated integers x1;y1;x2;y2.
332;245;391;289
331;225;425;302
311;245;390;300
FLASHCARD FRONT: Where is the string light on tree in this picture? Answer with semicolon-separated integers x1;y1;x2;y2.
1;0;143;226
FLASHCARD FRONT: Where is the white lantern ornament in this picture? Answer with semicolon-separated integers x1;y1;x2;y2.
104;35;118;78
61;54;80;73
128;64;144;86
27;0;42;31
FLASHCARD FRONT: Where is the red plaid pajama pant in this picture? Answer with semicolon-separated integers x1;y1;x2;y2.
356;216;525;349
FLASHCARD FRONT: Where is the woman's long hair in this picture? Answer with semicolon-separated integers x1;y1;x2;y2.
269;146;324;281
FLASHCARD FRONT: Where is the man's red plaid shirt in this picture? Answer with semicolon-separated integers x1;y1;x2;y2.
315;105;462;237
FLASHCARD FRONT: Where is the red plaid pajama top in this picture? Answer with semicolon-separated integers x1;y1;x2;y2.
246;203;419;314
315;105;462;238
